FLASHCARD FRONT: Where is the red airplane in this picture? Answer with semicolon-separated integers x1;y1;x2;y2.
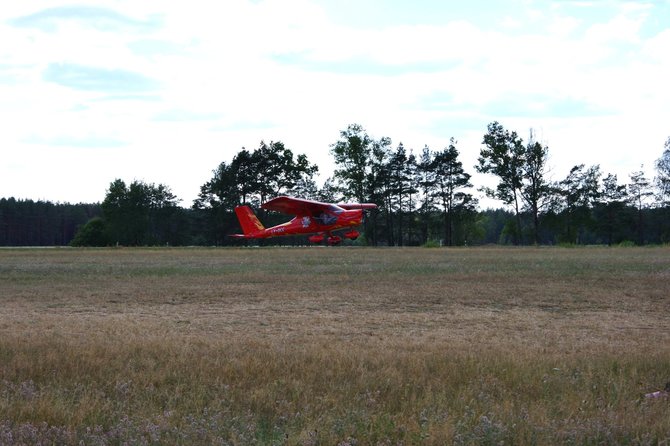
231;196;377;245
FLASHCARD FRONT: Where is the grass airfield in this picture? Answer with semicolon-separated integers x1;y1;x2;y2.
1;246;669;444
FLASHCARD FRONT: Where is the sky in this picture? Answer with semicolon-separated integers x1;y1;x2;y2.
1;0;669;206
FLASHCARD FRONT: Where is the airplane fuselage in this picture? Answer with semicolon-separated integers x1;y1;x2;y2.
250;208;363;239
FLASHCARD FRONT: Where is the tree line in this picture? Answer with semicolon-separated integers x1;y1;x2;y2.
0;198;99;246
2;123;669;247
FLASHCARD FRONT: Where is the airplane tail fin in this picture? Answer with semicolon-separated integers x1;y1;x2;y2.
232;205;265;237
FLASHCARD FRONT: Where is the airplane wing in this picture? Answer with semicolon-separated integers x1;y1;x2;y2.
261;196;338;216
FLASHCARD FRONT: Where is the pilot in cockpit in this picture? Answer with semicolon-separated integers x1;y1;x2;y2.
315;212;336;225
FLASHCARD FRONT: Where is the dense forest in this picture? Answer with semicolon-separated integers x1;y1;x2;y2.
2;122;669;247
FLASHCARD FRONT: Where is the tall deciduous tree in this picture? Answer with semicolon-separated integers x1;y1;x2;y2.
256;141;318;202
232;149;258;206
654;137;670;242
655;137;670;205
330;124;372;203
102;179;134;245
102;179;180;246
555;164;601;244
416;145;436;244
628;168;653;245
196;142;318;212
521;131;551;244
597;173;627;246
477;122;525;244
366;136;393;245
194;161;241;212
404;150;418;244
388;143;410;246
432;138;474;246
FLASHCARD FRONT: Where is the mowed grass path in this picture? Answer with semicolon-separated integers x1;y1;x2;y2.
1;247;669;444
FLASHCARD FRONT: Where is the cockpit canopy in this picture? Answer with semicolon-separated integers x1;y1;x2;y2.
314;205;343;225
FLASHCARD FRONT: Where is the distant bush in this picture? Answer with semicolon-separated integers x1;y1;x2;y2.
617;240;636;247
70;217;109;247
422;240;442;248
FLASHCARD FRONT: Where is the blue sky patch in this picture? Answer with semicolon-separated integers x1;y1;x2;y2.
9;5;162;33
43;63;160;92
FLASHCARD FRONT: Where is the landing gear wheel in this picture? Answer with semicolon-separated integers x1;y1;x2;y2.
327;235;342;246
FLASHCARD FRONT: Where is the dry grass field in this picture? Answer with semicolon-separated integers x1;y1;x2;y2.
1;246;669;444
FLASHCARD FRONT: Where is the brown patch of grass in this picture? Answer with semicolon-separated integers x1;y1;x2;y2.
1;247;670;444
